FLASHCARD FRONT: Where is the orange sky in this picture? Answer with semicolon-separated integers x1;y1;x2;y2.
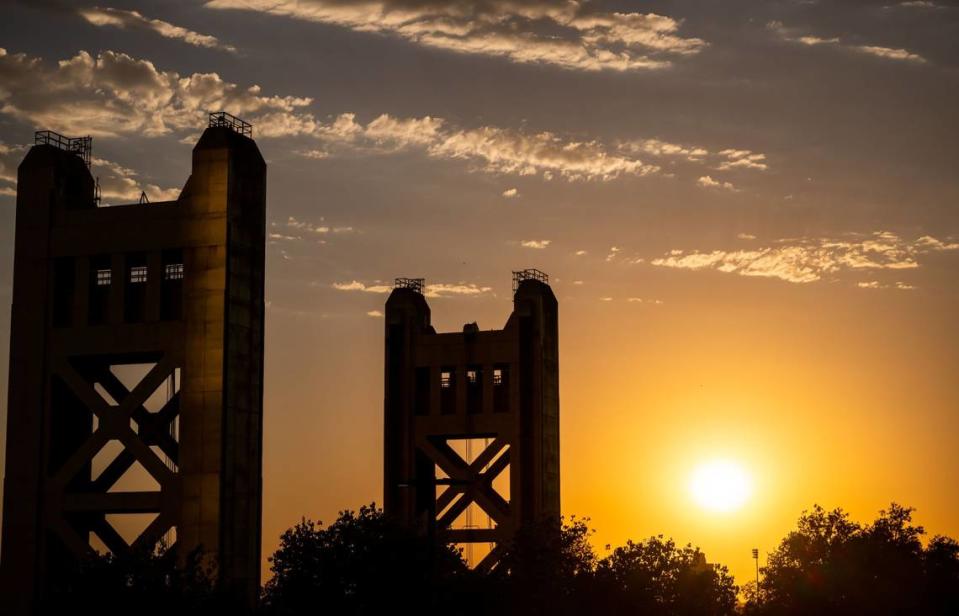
1;0;958;589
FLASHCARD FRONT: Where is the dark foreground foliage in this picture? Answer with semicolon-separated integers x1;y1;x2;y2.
743;503;959;616
261;505;738;616
47;502;959;616
41;544;225;616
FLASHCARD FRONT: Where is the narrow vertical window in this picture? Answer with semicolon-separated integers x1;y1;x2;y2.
89;255;112;325
161;250;184;320
440;367;456;415
467;365;482;414
124;254;147;323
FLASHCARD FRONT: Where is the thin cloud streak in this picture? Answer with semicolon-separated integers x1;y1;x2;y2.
652;232;958;284
204;0;706;72
768;21;927;64
333;280;492;298
78;7;237;53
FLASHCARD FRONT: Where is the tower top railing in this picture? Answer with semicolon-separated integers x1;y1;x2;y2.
512;269;549;292
209;111;253;137
35;130;92;167
394;278;425;294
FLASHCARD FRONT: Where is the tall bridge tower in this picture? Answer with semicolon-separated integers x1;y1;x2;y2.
0;112;266;611
383;271;559;569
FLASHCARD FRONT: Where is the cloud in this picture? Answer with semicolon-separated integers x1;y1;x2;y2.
297;112;660;181
737;233;757;240
627;297;664;304
521;239;551;249
717;149;768;171
605;246;621;262
502;187;518;198
767;21;926;64
366;310;384;317
333;280;492;297
78;7;237;53
424;283;492;298
0;142;25;193
574;250;587;256
599;297;613;302
284;215;354;235
0;48;708;185
898;1;944;8
91;156;181;203
697;175;738;191
858;280;917;290
0;48;731;185
333;280;393;293
2;140;179;204
0;47;312;137
205;0;706;73
299;149;331;159
856;46;925;63
620;138;709;161
618;139;769;174
430;126;659;181
652;232;958;284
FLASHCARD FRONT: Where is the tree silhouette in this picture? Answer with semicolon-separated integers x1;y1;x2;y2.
42;543;219;616
261;503;469;615
746;503;959;615
594;535;738;615
490;516;597;615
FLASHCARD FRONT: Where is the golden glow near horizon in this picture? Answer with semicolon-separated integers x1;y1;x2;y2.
689;460;752;513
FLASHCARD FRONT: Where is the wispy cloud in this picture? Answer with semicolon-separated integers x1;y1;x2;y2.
858;280;916;290
717;149;768;171
262;109;661;182
3;139;179;204
0;142;25;195
768;21;926;64
333;280;393;293
502;187;519;199
620;138;708;161
652;232;958;284
91;156;180;203
897;1;945;9
333;280;492;298
79;7;237;53
521;240;551;249
205;0;706;72
0;48;762;186
697;175;738;191
268;216;354;243
0;48;312;137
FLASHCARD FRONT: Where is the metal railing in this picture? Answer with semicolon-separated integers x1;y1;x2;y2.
512;269;548;292
34;130;92;167
208;111;253;137
394;278;425;294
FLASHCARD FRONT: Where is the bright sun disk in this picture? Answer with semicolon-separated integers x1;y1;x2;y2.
689;459;752;513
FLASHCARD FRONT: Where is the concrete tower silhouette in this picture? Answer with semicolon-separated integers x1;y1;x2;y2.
0;113;266;612
383;271;559;569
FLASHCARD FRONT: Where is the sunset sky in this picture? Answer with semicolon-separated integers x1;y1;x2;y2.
1;0;957;586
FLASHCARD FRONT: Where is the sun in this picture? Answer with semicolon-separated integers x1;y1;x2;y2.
689;459;752;513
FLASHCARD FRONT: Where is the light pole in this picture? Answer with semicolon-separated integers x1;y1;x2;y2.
752;548;760;601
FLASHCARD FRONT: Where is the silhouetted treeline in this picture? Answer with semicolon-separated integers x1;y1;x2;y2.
43;502;959;616
742;503;959;615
